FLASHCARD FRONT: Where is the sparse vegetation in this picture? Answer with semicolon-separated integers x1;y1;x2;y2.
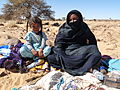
2;0;55;20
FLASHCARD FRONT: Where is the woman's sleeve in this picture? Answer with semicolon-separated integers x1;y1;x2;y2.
24;32;33;50
54;32;65;50
86;24;97;45
54;23;67;50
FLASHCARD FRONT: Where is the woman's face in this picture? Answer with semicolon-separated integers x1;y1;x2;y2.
31;23;41;33
69;14;79;23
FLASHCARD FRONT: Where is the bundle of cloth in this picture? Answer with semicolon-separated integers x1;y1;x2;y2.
0;40;24;73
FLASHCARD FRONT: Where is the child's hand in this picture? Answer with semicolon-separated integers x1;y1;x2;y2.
31;49;39;56
38;49;44;58
46;40;52;46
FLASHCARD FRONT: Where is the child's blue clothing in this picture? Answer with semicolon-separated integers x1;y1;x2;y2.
20;31;51;60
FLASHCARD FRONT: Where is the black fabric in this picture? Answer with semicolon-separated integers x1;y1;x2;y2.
67;10;83;24
47;10;101;76
55;22;97;47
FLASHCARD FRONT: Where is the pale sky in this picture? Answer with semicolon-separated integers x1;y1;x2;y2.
44;0;120;19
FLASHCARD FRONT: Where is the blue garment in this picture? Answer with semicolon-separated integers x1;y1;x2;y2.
0;43;23;68
101;59;120;71
20;31;51;60
0;45;11;58
0;45;10;49
20;45;51;59
108;59;120;71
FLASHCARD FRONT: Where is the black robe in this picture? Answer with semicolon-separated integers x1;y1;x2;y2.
47;10;101;76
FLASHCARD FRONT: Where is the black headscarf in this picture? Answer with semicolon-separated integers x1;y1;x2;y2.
67;10;83;23
67;10;83;30
55;10;88;46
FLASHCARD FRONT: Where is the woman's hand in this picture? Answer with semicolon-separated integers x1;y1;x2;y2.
31;49;39;56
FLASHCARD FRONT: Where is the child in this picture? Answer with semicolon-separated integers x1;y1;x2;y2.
20;16;51;68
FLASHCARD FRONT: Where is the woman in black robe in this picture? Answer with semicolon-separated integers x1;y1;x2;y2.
47;10;101;76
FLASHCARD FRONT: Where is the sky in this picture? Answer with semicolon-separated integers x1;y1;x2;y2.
0;0;8;14
0;0;120;19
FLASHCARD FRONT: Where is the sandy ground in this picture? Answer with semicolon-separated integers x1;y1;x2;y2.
0;20;120;90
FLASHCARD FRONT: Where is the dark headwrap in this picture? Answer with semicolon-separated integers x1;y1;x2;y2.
67;10;83;30
55;10;89;47
67;10;83;24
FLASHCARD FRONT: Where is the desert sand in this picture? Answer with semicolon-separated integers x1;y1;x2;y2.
0;20;120;90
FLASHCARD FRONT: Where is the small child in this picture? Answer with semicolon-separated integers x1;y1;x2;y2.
20;16;51;66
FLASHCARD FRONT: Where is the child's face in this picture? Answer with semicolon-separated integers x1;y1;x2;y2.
31;23;41;33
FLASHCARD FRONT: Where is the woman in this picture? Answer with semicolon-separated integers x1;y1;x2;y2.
47;10;101;76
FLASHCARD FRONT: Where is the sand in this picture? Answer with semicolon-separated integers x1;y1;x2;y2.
0;20;120;90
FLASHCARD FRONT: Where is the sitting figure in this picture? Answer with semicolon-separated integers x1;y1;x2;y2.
20;16;51;69
47;10;101;76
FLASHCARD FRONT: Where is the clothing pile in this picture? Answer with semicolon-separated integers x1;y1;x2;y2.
0;43;24;73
